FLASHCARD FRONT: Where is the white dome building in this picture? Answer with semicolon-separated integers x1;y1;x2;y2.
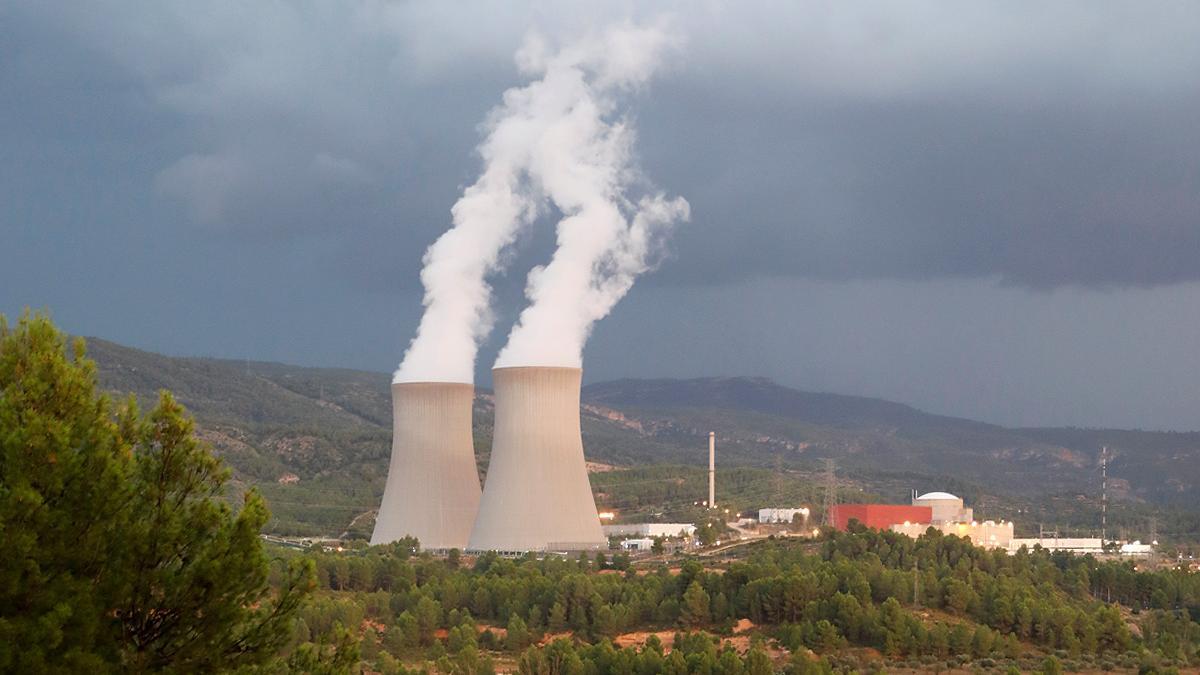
913;491;973;524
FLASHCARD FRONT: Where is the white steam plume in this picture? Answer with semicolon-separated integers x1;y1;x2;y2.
393;163;534;383
395;20;685;382
494;23;690;369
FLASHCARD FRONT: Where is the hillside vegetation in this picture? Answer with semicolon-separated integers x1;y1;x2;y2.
85;338;1200;539
293;528;1200;673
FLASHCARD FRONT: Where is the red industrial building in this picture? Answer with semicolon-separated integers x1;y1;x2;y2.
831;504;932;531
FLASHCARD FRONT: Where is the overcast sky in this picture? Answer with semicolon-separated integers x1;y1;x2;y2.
4;2;1199;430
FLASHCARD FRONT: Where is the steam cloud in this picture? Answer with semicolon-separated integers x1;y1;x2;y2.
494;25;690;369
394;21;687;383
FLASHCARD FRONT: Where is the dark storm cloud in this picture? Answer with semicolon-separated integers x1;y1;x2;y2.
6;1;1198;292
647;91;1200;288
7;0;1200;434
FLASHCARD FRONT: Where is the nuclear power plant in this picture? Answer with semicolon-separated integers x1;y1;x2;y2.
370;382;482;550
372;367;607;553
467;366;607;552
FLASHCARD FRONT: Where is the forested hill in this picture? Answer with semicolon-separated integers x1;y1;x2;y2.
581;377;1200;506
83;337;1200;534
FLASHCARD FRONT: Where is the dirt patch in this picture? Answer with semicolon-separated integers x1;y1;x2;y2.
478;624;507;639
613;630;677;652
721;635;752;652
586;461;624;473
538;631;574;645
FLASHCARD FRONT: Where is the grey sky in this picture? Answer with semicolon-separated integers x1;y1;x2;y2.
3;2;1199;429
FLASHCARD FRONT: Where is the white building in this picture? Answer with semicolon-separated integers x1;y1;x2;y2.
758;508;810;524
912;492;973;525
892;520;1014;550
603;523;697;538
620;537;656;552
1007;538;1104;555
1119;541;1154;557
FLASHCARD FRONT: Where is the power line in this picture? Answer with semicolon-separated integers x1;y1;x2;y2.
822;458;837;528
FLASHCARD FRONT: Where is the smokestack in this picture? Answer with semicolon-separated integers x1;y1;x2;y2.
467;367;606;552
708;431;716;509
371;383;482;550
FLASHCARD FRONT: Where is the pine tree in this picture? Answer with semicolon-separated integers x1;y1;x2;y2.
548;601;568;632
415;596;442;645
506;613;531;652
0;313;130;670
681;581;711;627
0;313;314;672
117;392;315;672
745;646;774;675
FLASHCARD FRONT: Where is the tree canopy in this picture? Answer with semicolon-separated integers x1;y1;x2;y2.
0;312;314;672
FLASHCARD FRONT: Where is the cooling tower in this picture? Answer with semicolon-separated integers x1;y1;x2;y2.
467;366;606;552
371;382;482;550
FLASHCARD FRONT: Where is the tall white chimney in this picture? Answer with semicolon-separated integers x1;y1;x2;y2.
708;431;716;509
371;382;481;550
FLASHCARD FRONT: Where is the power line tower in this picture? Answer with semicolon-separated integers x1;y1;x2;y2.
773;453;784;502
821;458;837;528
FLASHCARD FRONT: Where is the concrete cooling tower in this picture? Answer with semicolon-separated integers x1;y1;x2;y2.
468;366;606;552
371;382;482;550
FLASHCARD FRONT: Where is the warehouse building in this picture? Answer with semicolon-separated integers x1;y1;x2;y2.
1007;537;1104;555
892;519;1014;550
758;507;810;524
602;523;697;538
831;504;933;531
619;537;657;552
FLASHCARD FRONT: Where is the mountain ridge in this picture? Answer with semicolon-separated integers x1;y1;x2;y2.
81;336;1200;535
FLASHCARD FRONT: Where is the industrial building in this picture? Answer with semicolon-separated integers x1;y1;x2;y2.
912;491;973;524
1008;537;1104;555
831;504;932;531
467;367;607;553
892;520;1015;550
758;508;810;524
371;383;482;550
831;490;1155;556
1119;541;1154;557
833;492;1015;550
620;538;656;552
603;523;696;538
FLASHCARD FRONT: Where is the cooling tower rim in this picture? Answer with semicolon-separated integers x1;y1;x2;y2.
491;365;582;375
390;381;475;390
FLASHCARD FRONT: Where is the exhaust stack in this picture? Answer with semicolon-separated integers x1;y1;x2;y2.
371;382;481;550
468;366;606;552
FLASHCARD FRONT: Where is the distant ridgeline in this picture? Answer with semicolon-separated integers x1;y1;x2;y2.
85;338;1200;540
